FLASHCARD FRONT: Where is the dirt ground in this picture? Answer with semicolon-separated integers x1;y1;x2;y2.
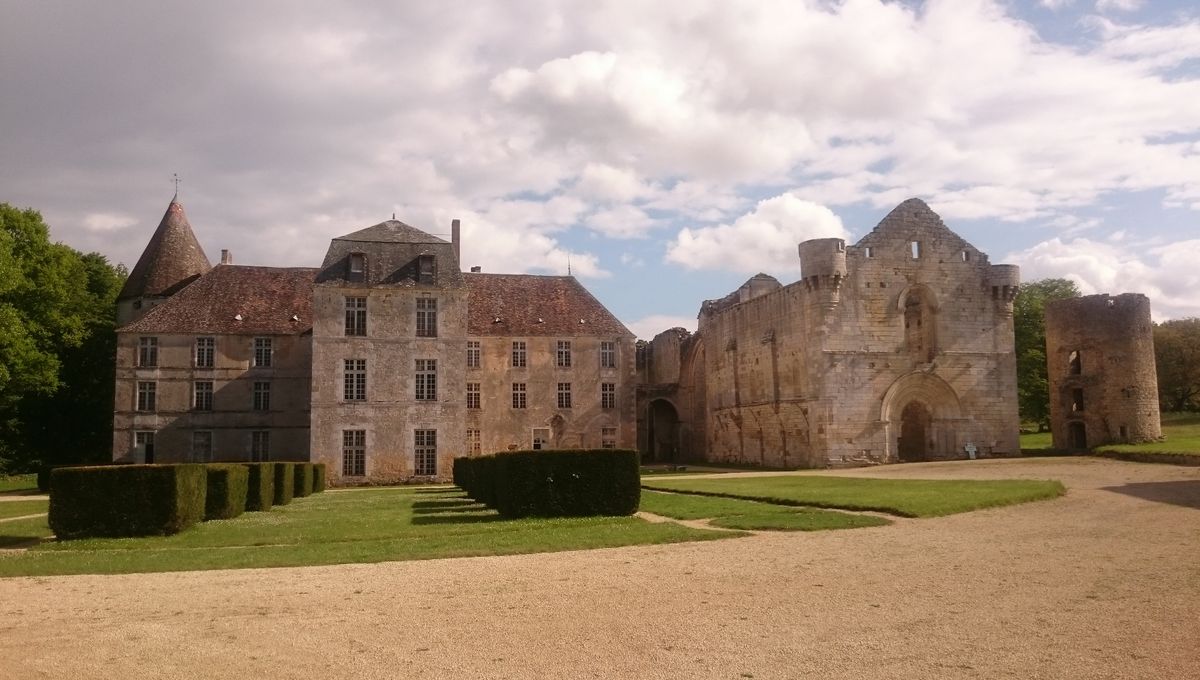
1;457;1197;680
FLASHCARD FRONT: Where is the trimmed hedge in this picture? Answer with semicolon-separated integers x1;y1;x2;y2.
293;463;314;498
48;464;207;539
38;461;126;492
312;463;327;493
243;463;276;511
273;463;295;506
456;449;640;518
204;464;249;520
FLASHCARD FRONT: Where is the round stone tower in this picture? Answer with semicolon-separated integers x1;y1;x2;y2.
798;237;847;311
1044;293;1161;450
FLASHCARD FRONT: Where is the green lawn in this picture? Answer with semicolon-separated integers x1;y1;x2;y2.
1095;412;1200;455
0;500;47;520
642;475;1065;518
0;474;37;493
0;487;730;577
640;490;889;531
1019;431;1054;450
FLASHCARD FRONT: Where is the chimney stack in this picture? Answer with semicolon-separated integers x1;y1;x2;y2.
451;219;461;264
220;249;233;265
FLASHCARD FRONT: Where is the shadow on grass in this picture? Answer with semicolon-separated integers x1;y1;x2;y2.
0;489;44;498
411;487;459;495
411;500;487;514
1101;480;1200;509
410;513;504;526
0;535;46;549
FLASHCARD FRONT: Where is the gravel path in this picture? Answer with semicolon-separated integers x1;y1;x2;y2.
1;457;1197;679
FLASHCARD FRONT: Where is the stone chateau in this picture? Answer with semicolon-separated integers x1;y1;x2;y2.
113;197;635;484
114;195;1029;481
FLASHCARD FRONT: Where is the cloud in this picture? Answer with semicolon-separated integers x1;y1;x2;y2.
1007;236;1200;319
666;194;848;275
82;213;137;233
1095;0;1144;13
623;314;698;341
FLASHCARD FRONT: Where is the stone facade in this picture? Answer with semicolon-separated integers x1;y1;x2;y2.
1045;293;1162;450
113;199;636;484
639;198;1022;467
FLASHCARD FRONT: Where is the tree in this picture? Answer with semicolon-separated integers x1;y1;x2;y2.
0;204;126;473
1013;278;1080;428
1154;318;1200;412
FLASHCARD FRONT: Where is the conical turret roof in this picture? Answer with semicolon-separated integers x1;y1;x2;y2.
119;196;212;300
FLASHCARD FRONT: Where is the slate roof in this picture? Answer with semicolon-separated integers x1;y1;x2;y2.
333;220;448;245
118;198;212;300
466;273;633;338
316;220;464;288
854;197;973;251
119;265;318;335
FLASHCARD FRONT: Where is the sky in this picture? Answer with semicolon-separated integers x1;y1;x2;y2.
2;0;1198;339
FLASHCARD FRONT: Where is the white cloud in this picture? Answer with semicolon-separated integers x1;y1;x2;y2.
1096;0;1144;13
1007;236;1200;319
623;314;697;341
82;213;136;233
571;163;649;203
584;205;659;239
666;194;848;275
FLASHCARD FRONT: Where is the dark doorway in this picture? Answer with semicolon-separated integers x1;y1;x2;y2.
1068;422;1087;450
898;401;931;462
647;399;681;462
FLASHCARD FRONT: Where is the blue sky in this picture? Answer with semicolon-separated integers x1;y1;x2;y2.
2;0;1198;338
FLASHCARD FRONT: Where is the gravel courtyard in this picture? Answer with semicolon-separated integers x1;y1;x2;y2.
1;457;1197;680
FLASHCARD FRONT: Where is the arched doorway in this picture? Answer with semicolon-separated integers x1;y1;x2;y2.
647;399;681;462
898;401;932;462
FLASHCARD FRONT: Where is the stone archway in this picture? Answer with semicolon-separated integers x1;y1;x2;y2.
646;399;681;463
880;372;965;462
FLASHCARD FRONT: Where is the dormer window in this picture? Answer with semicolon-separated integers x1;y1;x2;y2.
348;253;366;282
418;254;436;284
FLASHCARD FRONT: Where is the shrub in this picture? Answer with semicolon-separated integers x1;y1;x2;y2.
38;461;126;492
242;463;276;511
312;463;327;493
273;463;295;506
48;464;206;539
203;464;249;520
460;449;640;518
293;463;314;498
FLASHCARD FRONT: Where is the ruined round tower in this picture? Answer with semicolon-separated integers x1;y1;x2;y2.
1045;293;1161;450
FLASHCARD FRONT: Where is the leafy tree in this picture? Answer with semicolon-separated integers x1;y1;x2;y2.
1154;318;1200;412
1013;278;1080;429
0;204;125;473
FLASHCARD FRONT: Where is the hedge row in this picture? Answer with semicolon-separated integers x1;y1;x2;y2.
48;461;328;539
453;449;640;518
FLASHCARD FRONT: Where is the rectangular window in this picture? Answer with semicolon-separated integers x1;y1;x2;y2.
416;298;437;338
136;381;156;411
344;359;367;401
134;431;155;461
138;337;158;367
415;359;437;401
466;382;481;409
466;340;481;369
600;341;616;369
193;381;214;411
251;431;270;462
601;427;617;449
512;382;527;409
601;382;616;409
253;337;273;367
466;428;481;456
418;254;436;284
345;296;367;337
342;429;366;476
910;241;921;259
1072;388;1085;413
864;246;874;258
1068;350;1082;375
253;381;271;411
556;340;572;368
195;337;215;368
511;341;527;368
414;429;437;476
191;431;212;463
348;253;366;282
532;428;550;450
557;382;572;409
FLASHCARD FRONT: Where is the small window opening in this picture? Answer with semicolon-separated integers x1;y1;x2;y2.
910;241;921;259
348;253;366;282
961;250;970;262
864;246;874;258
1068;350;1081;375
1071;388;1084;412
418;255;436;284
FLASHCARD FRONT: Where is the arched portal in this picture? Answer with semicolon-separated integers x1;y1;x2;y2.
647;399;681;463
898;401;932;462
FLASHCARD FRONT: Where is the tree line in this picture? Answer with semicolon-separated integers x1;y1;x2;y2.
1;204;125;474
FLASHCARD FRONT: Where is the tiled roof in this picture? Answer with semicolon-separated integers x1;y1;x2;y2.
466;273;633;338
317;220;463;288
118;198;212;300
119;265;318;335
333;220;448;245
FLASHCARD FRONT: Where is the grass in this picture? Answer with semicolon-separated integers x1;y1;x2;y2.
640;490;890;531
1019;431;1054;450
0;500;48;520
1095;412;1200;455
0;474;38;494
0;487;731;577
642;475;1065;518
